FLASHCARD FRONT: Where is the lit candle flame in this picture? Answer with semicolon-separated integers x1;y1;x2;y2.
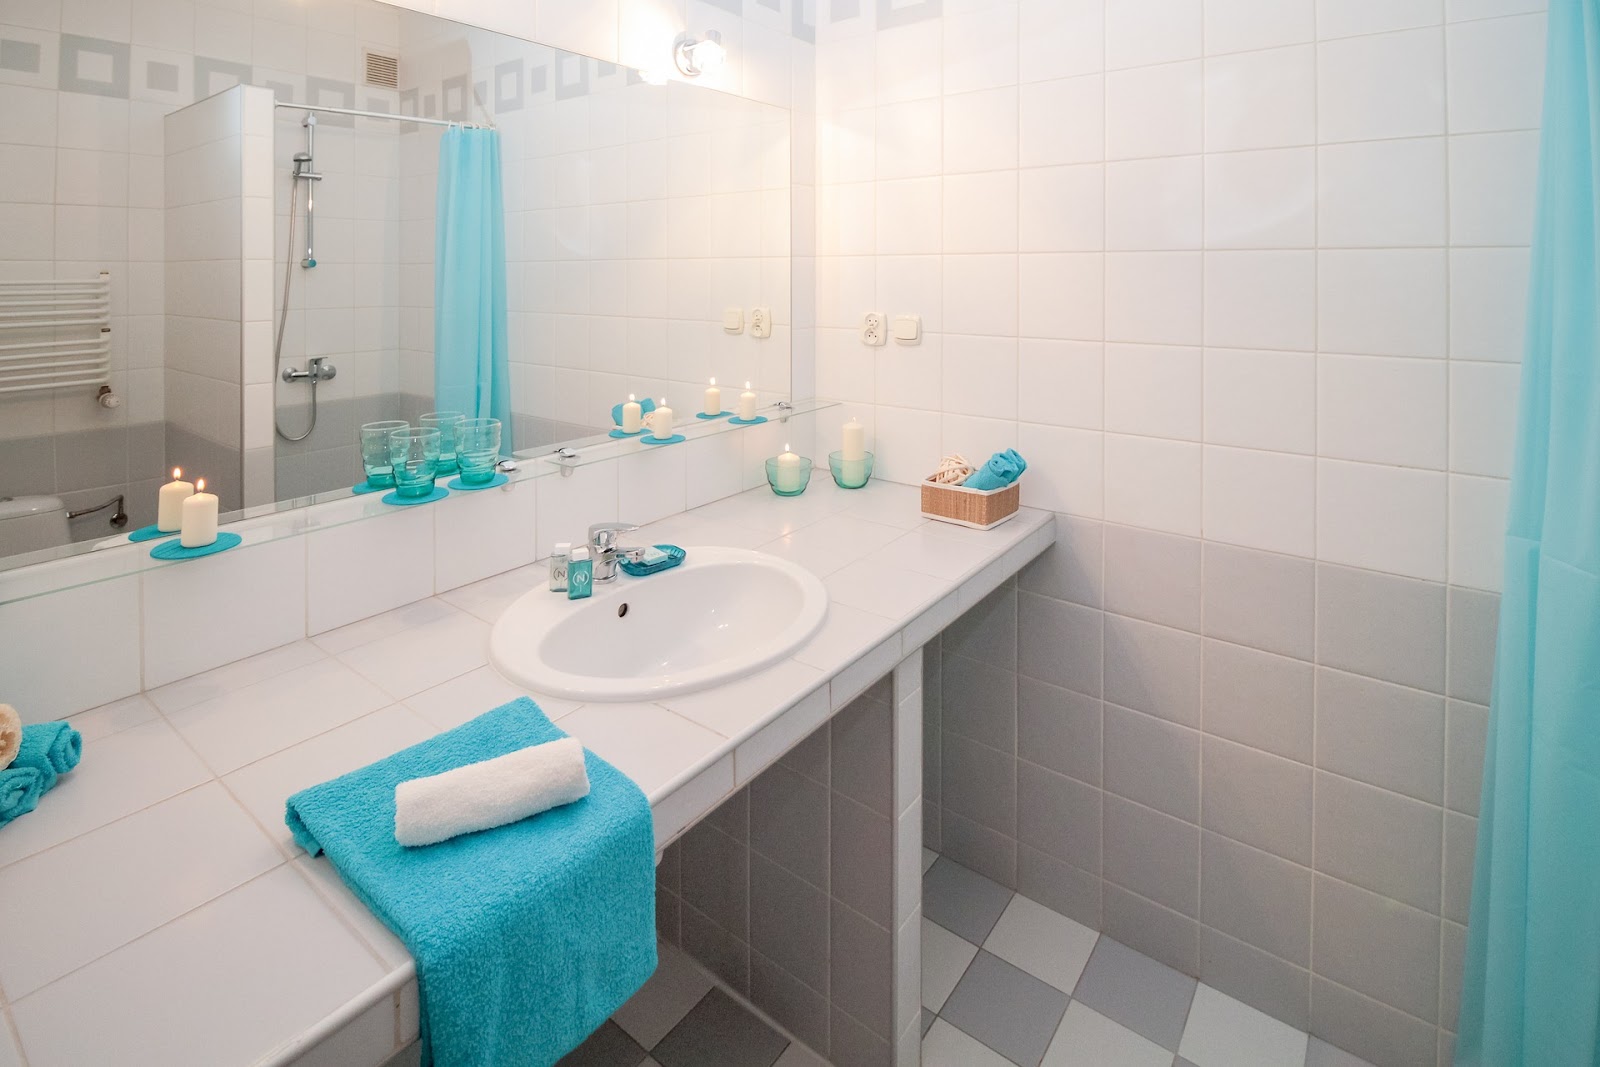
660;398;667;405
710;377;716;386
196;478;206;492
628;393;635;401
745;381;752;389
172;467;182;479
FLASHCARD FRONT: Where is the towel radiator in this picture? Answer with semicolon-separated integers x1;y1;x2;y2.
0;274;112;395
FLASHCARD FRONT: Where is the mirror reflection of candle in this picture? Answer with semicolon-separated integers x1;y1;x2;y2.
179;478;219;548
703;378;721;417
158;467;194;533
622;393;642;434
738;381;757;421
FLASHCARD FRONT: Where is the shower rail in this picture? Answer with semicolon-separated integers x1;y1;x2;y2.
0;275;112;395
273;101;494;130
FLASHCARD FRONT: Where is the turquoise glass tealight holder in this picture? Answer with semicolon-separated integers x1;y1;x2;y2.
828;450;874;490
764;455;814;497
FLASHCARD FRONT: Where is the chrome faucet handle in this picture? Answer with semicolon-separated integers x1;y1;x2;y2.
587;523;639;553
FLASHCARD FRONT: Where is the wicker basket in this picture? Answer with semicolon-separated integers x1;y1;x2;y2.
920;477;1021;530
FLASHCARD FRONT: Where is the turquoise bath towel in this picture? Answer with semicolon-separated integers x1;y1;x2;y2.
12;722;82;792
965;448;1028;491
0;766;44;828
285;698;656;1067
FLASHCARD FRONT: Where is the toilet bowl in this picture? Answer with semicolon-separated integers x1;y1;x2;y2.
0;496;70;556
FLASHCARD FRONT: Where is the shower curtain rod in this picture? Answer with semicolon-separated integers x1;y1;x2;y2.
273;101;494;130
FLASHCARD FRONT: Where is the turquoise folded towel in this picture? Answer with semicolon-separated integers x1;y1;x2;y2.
12;722;82;792
285;698;656;1067
964;448;1028;491
610;397;657;426
0;766;45;828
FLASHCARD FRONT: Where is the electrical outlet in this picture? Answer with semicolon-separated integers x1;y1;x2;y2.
862;312;886;347
750;307;771;339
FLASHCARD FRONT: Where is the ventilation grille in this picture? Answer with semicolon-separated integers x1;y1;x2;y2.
364;51;399;89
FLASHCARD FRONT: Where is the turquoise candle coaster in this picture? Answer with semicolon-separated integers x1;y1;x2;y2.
696;411;734;420
127;524;175;543
150;532;242;561
729;415;768;426
640;434;686;446
447;472;509;491
609;428;649;439
351;480;389;496
381;486;450;506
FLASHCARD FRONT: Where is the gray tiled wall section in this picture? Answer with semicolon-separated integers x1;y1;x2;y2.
925;514;1499;1067
2;422;168;543
658;680;898;1067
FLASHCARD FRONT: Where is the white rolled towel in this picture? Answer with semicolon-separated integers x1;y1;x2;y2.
0;704;21;769
394;737;591;848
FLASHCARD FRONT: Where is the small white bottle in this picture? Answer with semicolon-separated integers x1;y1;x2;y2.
549;542;571;592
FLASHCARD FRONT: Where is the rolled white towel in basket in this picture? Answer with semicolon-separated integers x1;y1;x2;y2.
0;704;21;769
394;737;591;847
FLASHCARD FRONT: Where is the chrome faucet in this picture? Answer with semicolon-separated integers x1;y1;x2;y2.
588;523;645;583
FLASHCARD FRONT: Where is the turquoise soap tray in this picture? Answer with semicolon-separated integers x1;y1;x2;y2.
619;544;686;578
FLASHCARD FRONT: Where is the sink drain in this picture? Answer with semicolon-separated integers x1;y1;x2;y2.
617;603;629;618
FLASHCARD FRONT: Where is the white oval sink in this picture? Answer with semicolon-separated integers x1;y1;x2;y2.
490;546;829;702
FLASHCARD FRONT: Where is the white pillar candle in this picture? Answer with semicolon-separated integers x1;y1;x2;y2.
157;467;194;533
179;479;219;548
703;378;722;417
775;445;803;493
622;394;642;434
738;382;758;421
651;398;673;440
841;418;867;485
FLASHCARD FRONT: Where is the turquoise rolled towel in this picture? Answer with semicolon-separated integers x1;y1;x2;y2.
964;448;1028;491
609;397;656;426
0;766;45;828
13;722;82;792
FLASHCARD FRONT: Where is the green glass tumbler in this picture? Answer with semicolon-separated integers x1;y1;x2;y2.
456;417;502;486
359;420;409;488
420;411;465;474
389;427;441;498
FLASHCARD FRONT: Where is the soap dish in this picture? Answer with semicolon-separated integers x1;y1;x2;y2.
619;544;686;577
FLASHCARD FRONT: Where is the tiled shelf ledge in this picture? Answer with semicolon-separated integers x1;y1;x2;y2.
0;480;1052;1067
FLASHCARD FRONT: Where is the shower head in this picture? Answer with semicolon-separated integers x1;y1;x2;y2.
293;151;312;163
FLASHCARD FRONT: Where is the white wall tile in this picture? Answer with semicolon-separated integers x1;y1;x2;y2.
433;479;540;593
878;21;943;104
1205;0;1315;55
944;254;1018;336
1449;361;1521;478
1020;0;1104;83
943;3;1020;95
1105;0;1203;70
1318;459;1448;581
1020;164;1105;252
1449;248;1531;363
1204;251;1316;351
1204;147;1315;249
1104;434;1202;536
1449;131;1540;245
876;177;942;256
1449;473;1509;591
1318;354;1449;469
1017;423;1104;519
1203;446;1316;556
942;335;1018;420
615;443;689;527
1205;45;1316;153
944;171;1019;254
1318;0;1443;42
142;536;307;690
1317;29;1446;143
306;507;435;635
685;428;745;509
1019;75;1104;168
1318;250;1448;359
1105;156;1203;251
944;87;1020;173
1104;344;1202;441
0;577;141;722
876;99;943;179
1446;14;1547;133
1203;348;1317;454
1106;61;1203;160
535;459;620;555
1318;138;1448;248
1105;252;1203;346
1019;253;1102;341
1018;340;1103;429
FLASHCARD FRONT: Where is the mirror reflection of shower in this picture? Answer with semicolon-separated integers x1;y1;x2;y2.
275;111;335;443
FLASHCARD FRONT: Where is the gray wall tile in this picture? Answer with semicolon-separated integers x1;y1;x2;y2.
1200;831;1311;966
1019;513;1104;607
1019;592;1103;696
1310;975;1440;1067
1444;700;1488;816
749;853;830;994
830;902;893;1040
0;436;55;498
833;690;893;817
780;722;830;786
829;1003;892;1067
1018;676;1102;786
1017;759;1101;870
657;889;681;947
750;764;829;891
1314;772;1442;913
1198;927;1310;1031
1440;921;1465;1034
707;784;748;843
1104;794;1199;918
1318;564;1447;693
1018;844;1102;929
1104;614;1202;727
680;822;749;938
1316;668;1446;804
941;655;1017;754
1102;881;1200;976
1202;639;1314;763
1442;811;1476;926
1203;543;1315;660
940;810;1018;888
682;903;750;993
1104;524;1202;632
55;426;128;492
832;793;893;928
942;733;1016;836
1201;736;1313;866
1313;875;1441;1023
1447;587;1499;705
751;950;829;1053
944;581;1017;667
1104;703;1199;822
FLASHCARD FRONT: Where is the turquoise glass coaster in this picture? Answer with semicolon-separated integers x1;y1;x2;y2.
729;415;768;426
448;472;509;491
381;486;450;506
127;524;174;543
150;532;242;561
351;479;388;496
640;433;686;446
609;428;649;439
695;411;734;420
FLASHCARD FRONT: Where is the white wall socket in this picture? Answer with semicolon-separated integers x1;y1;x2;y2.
750;307;771;339
862;312;886;346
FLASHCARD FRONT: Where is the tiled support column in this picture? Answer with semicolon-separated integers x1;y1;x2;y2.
893;648;924;1067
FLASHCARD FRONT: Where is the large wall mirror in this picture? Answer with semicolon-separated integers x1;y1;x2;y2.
0;0;792;569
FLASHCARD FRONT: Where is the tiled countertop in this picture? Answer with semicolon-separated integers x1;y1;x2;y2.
0;479;1054;1067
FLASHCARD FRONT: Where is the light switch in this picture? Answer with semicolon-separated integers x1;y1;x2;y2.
750;307;771;339
893;314;922;344
723;307;744;333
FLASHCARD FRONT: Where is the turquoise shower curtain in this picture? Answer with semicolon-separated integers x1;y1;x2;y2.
434;126;513;450
1456;3;1600;1063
